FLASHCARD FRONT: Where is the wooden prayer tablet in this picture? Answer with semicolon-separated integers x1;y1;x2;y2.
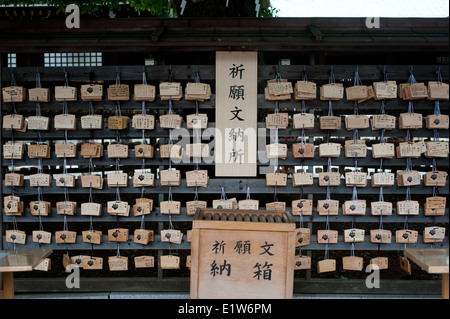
295;228;311;247
267;80;293;96
186;200;207;216
107;143;129;158
80;175;103;189
344;229;365;243
266;201;286;212
54;114;77;130
266;143;288;159
5;230;27;245
55;230;77;244
2;86;26;102
27;116;50;131
55;142;77;158
133;199;153;216
345;115;370;130
373;81;397;99
319;143;341;158
346;85;368;101
134;229;154;245
292;143;315;158
160;255;180;270
81;84;103;101
82;256;103;270
424;141;449;158
160;169;181;186
320;83;344;100
28;88;50;102
397;200;420;215
108;228;129;242
399;256;411;275
27;144;51;159
397;170;421;187
371;172;395;187
4;173;24;187
134;84;156;101
187;113;208;129
317;230;338;244
423;227;445;243
343;200;366;215
426;114;449;130
161;229;183;244
372;143;395;158
81;202;102;216
345;171;367;187
212;198;238;210
159;114;183;129
403;83;428;100
107;84;129;101
159;82;183;100
80;114;103;130
399;112;423;130
357;85;375;103
295;81;317;100
342;256;364;271
82;230;103;245
370;229;392;244
396;229;418;244
266;112;289;129
34;258;52;271
107;172;128;187
132;114;155;130
160;200;181;215
56;201;77;216
292;113;314;130
317;259;336;273
185;83;212;101
294;256;311;270
186;143;210;158
55;86;77;101
3;141;25;159
159;144;183;159
292;172;313;187
319;115;341;130
108;115;129;130
4;196;24;216
134;144;154;158
292;199;313;216
317;199;339;215
427;81;449;100
107;200;130;217
134;256;155;269
344;143;367;158
29;173;52;187
54;174;76;187
3;114;24;130
424;196;446;216
238;199;259;210
186;169;208;187
396;142;423;158
132;172;155;187
371;114;396;130
108;256;128;271
80;142;103;158
266;172;287;186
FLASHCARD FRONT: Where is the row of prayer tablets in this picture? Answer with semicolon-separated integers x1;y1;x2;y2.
2;112;210;132
264;79;449;101
1;82;211;103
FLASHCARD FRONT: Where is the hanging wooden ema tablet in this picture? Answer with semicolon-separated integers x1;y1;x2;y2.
292;199;313;215
109;256;128;271
160;169;181;186
396;229;418;244
187;113;208;129
186;200;207;216
107;84;129;101
370;201;393;215
266;172;287;186
54;114;77;130
135;256;155;269
346;85;368;101
133;198;153;216
28;144;51;159
317;199;339;215
3;114;24;130
81;114;103;130
295;228;311;247
294;255;311;270
80;142;103;158
107;143;129;158
133;171;155;187
83;256;103;270
373;81;397;99
396;142;423;158
107;172;128;187
107;200;130;217
370;229;392;244
318;259;336;274
32;230;52;244
424;141;449;158
292;172;313;187
186;143;210;158
292;113;314;130
159;113;183;129
29;173;52;187
134;84;156;101
266;201;286;212
295;81;316;100
55;86;77;101
108;228;129;242
345;115;370;130
402;82;428;100
397;200;420;215
319;116;341;130
266;143;287;159
399;256;411;275
82;230;102;245
108;115;129;130
34;258;51;272
345;171;367;187
159;82;183;101
134;229;154;245
342;256;364;271
320;83;344;100
344;229;365;243
371;114;396;130
317;230;338;244
397;170;421;187
292;143;315;158
371;172;395;187
425;196;446;216
54;174;76;188
212;198;238;209
4;195;23;215
132;114;155;130
81;202;102;216
29;88;50;102
369;257;389;270
399;113;423;129
161;229;183;244
344;140;367;158
160;255;180;269
319;143;341;157
265;78;292;100
160;200;181;215
160;144;183;159
238;199;259;210
81;175;103;189
372;142;395;158
2;86;26;102
5;230;26;245
185;82;212;101
81;84;102;101
266;113;289;129
134;144;154;158
186;170;208;187
55;142;77;158
55;230;77;244
56;201;77;216
4;173;24;187
215;51;257;177
428;81;449;100
27;116;50;131
426;113;449;130
423;227;445;243
343;200;366;215
3;142;25;159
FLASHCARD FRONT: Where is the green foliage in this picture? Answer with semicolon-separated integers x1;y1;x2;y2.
260;5;279;18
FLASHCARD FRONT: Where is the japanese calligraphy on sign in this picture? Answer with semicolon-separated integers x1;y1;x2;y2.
215;51;257;176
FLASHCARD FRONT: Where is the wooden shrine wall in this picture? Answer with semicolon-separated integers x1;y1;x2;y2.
0;64;448;292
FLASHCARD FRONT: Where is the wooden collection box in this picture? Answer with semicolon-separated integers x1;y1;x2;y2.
190;208;296;299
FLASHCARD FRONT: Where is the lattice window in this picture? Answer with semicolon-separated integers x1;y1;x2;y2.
44;52;102;67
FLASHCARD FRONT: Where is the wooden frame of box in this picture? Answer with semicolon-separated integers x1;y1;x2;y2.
190;208;296;299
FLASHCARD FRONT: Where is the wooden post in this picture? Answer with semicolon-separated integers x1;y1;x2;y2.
443;273;449;299
0;272;14;299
